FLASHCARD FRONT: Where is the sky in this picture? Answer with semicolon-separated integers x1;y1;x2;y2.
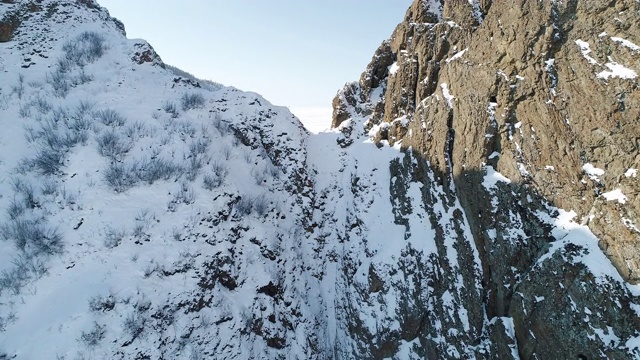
97;0;412;112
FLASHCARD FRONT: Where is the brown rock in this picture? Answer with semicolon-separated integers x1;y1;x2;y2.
333;0;640;357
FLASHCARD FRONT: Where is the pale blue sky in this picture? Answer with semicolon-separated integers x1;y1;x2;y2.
98;1;412;108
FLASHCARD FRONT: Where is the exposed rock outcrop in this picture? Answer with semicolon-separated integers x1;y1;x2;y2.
333;0;640;357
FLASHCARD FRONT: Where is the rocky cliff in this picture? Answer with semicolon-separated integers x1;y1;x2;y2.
333;0;640;358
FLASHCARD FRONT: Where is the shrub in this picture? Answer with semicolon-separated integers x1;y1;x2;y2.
123;312;146;339
203;161;227;190
7;199;25;220
189;138;210;157
185;156;203;182
94;109;125;127
11;74;25;99
168;182;195;211
74;69;93;85
134;157;183;184
62;31;106;67
236;196;254;215
47;69;70;98
221;144;232;160
32;96;52;114
73;100;94;120
88;293;116;312
11;178;38;209
39;121;71;150
67;117;93;134
181;93;205;111
235;194;268;216
97;131;131;161
212;161;228;178
176;121;196;139
0;263;29;296
211;112;229;134
253;194;268;216
41;178;58;196
32;148;65;175
51;106;69;124
162;101;179;118
104;162;136;193
56;57;75;74
103;226;126;249
18;104;31;118
0;93;10;110
2;218;63;255
124;120;146;139
202;174;222;190
79;322;105;347
252;169;266;185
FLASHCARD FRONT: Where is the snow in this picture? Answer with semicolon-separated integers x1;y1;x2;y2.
422;0;444;22
545;165;556;171
445;21;460;28
602;189;627;204
517;163;530;177
537;209;628;287
622;218;640;232
497;70;509;81
482;165;511;190
597;61;638;80
545;58;555;70
582;163;605;180
440;83;454;108
388;62;400;75
611;37;640;52
392;115;410;127
0;3;313;356
575;39;600;65
625;168;637;178
445;48;468;63
591;326;620;347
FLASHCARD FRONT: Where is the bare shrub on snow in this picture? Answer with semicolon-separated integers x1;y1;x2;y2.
134;157;183;185
88;293;116;312
181;92;205;111
1;218;63;255
123;312;147;340
47;69;70;98
97;130;131;161
103;226;127;249
252;168;266;185
62;31;106;67
79;321;106;347
162;101;179;118
168;182;196;212
104;162;136;193
11;73;25;99
94;108;126;127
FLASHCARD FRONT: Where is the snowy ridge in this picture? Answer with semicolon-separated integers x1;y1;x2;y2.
0;1;313;358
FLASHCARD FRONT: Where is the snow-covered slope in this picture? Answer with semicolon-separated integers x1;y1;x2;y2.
1;0;640;359
0;1;313;358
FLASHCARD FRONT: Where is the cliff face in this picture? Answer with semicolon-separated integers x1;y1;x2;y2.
333;0;640;358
